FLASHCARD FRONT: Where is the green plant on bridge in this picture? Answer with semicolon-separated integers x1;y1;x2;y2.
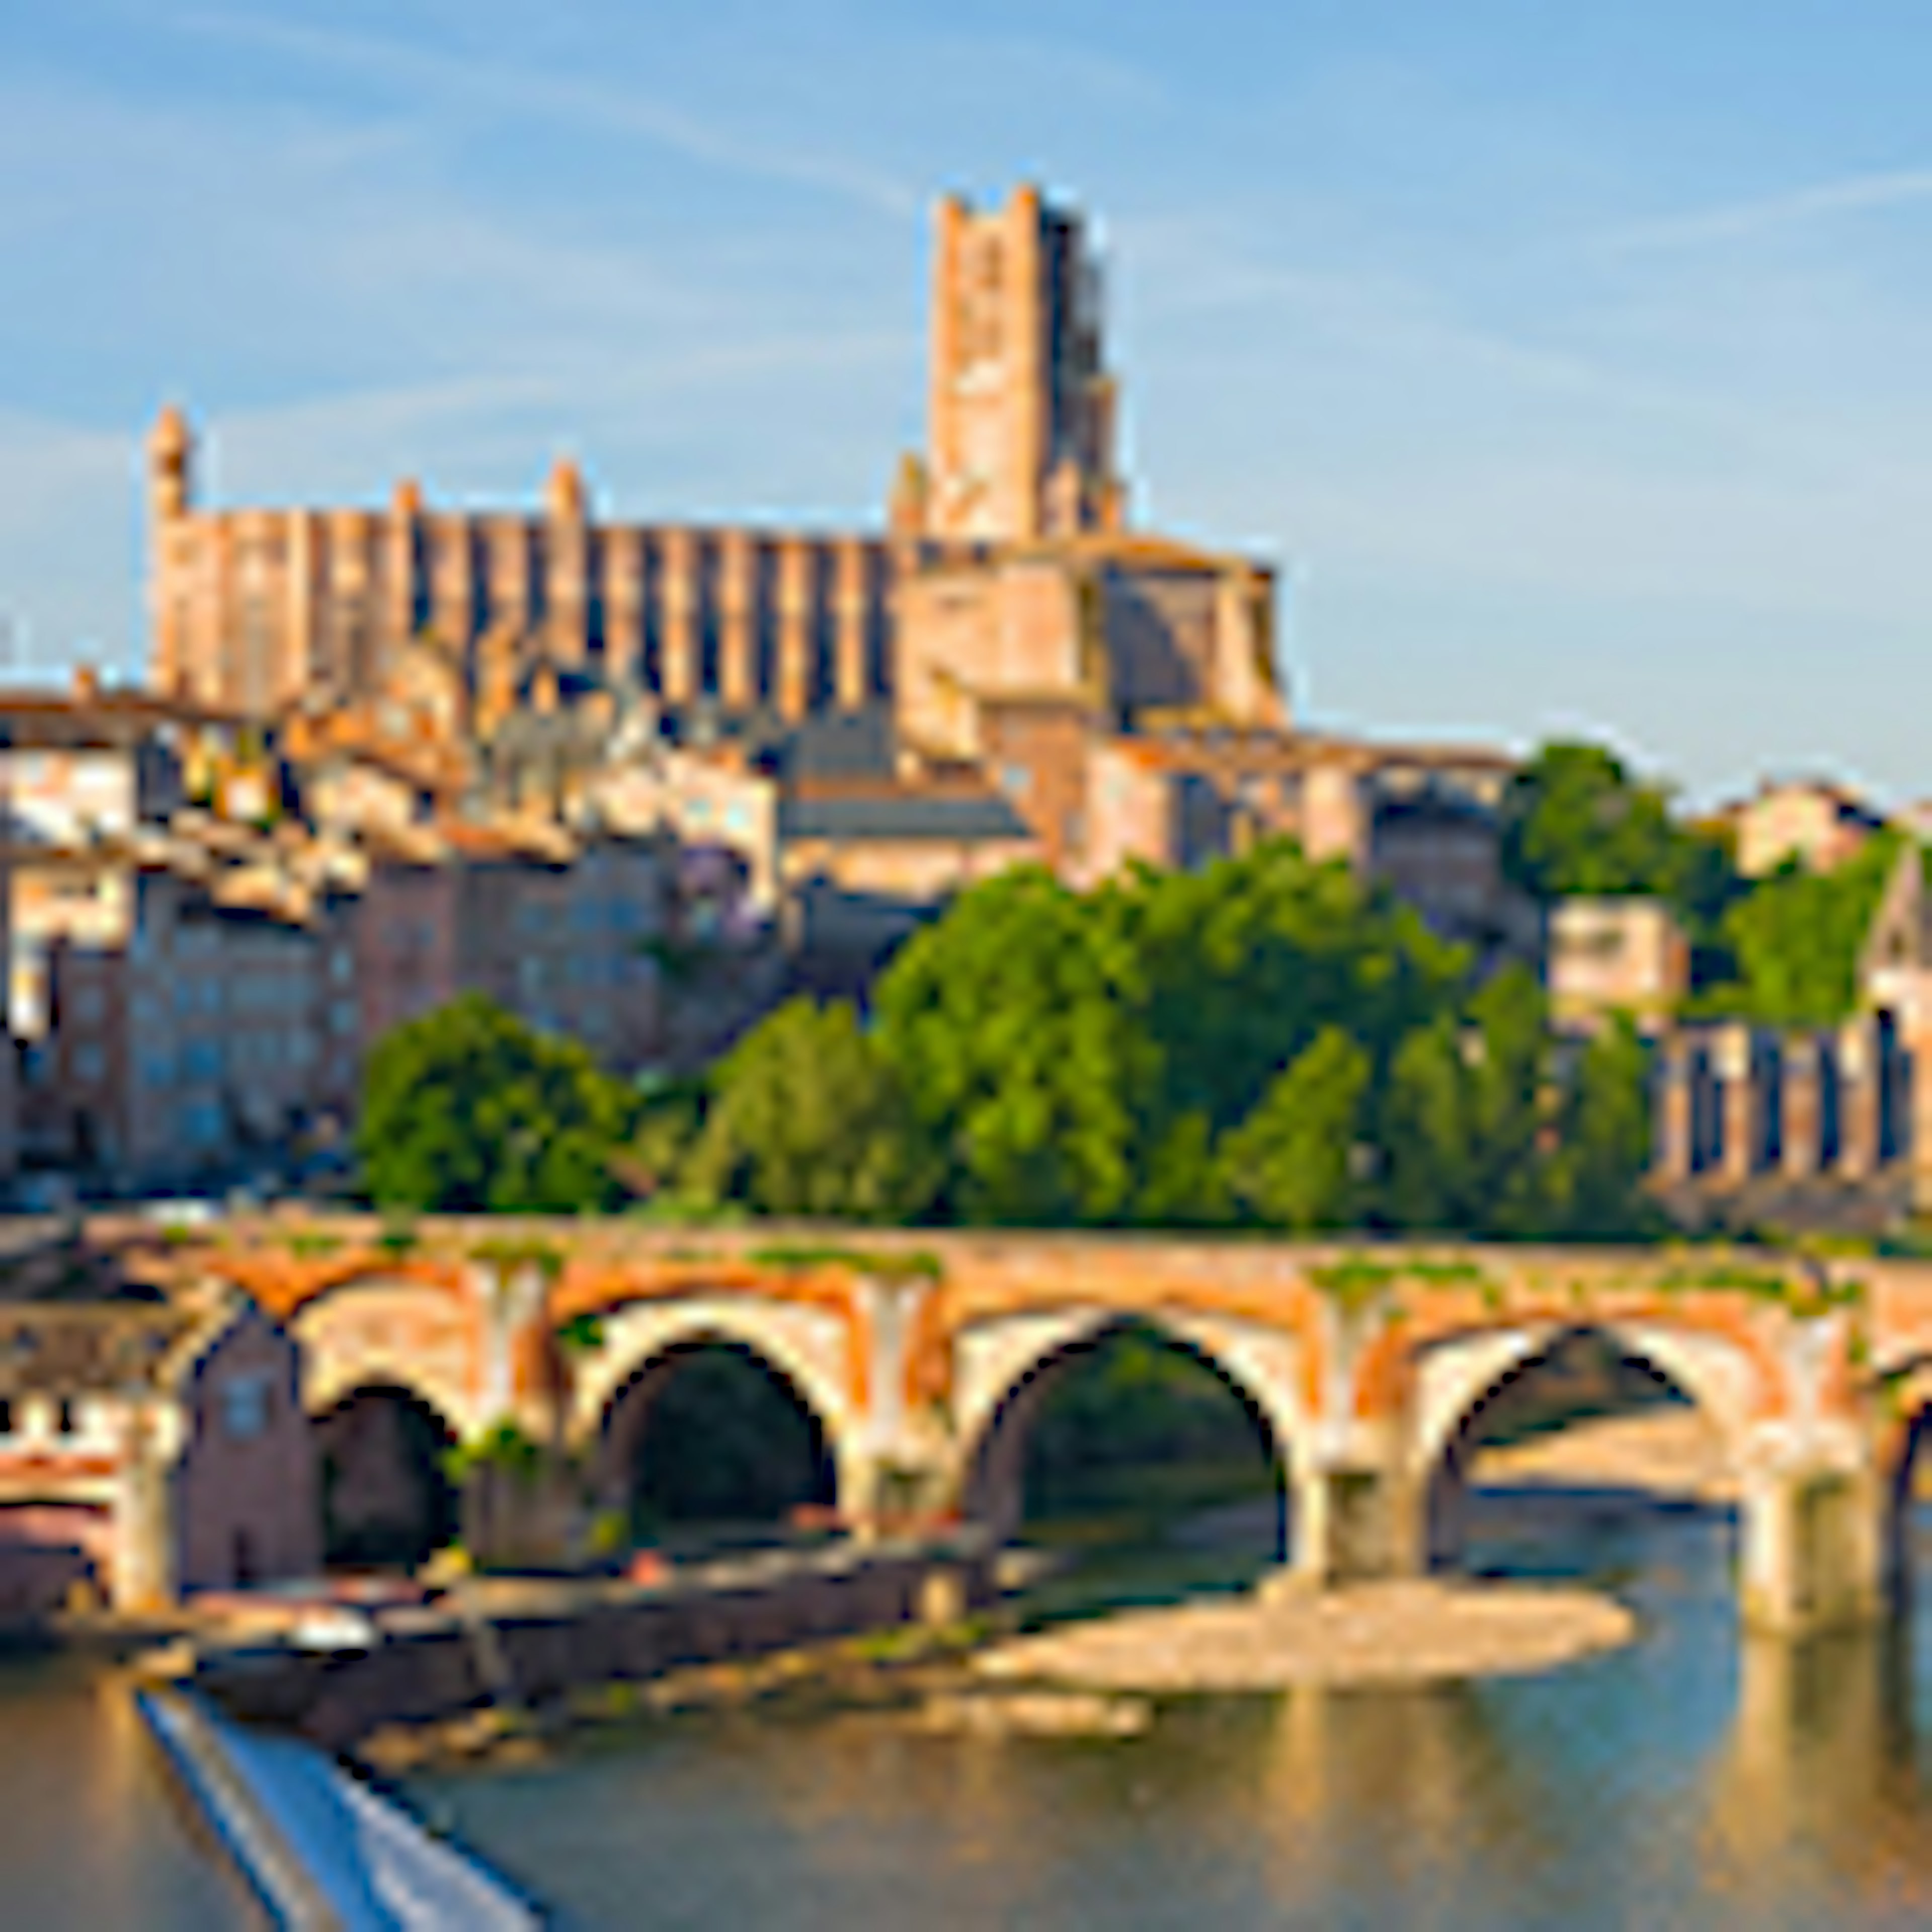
1406;1257;1494;1291
554;1311;606;1355
1786;1274;1867;1322
469;1237;566;1282
1658;1262;1794;1301
376;1215;420;1260
1307;1259;1399;1312
1657;1258;1866;1322
444;1417;544;1485
748;1244;945;1284
283;1229;345;1260
1308;1254;1497;1313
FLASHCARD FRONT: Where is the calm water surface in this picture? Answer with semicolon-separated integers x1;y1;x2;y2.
15;1499;1932;1927
0;1648;251;1927
408;1499;1932;1930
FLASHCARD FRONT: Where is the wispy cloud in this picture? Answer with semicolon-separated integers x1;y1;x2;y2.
171;9;920;218
1589;166;1932;255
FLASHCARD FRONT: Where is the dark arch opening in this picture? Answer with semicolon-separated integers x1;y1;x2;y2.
962;1318;1288;1604
1425;1326;1722;1580
598;1339;837;1553
1882;1397;1932;1607
314;1384;459;1572
0;1501;111;1618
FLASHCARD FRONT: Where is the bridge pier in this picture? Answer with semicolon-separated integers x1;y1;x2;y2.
112;1403;176;1612
1293;1457;1420;1586
1737;1458;1884;1636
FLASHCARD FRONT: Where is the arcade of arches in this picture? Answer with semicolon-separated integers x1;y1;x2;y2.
154;1219;1932;1634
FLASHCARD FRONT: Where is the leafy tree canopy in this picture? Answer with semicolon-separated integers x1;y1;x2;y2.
1704;831;1903;1029
359;994;636;1214
680;998;940;1221
682;841;1656;1240
1219;1026;1370;1231
1501;741;1737;936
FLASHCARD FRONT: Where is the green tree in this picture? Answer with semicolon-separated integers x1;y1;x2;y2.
1501;741;1737;939
1461;964;1555;1233
682;998;940;1220
1543;1016;1656;1239
1134;1112;1233;1227
1710;832;1902;1029
1372;967;1560;1235
358;994;635;1214
874;868;1153;1222
1219;1027;1371;1231
1122;843;1465;1134
871;844;1464;1226
1376;1019;1476;1230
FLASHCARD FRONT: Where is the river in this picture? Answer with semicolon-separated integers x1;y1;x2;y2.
14;1494;1932;1927
407;1496;1932;1930
0;1646;249;1927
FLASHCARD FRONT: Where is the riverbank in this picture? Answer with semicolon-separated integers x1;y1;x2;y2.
175;1538;1001;1756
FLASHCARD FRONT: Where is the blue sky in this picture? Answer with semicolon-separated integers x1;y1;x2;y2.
6;2;1932;803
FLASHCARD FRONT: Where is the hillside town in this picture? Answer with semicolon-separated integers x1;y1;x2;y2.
0;186;1926;1227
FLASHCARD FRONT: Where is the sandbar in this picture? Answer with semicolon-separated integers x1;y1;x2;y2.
974;1576;1636;1692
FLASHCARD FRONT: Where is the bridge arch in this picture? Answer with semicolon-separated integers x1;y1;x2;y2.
955;1310;1299;1552
592;1334;842;1540
0;1500;113;1614
570;1294;860;1463
1872;1357;1932;1602
312;1381;460;1571
287;1272;484;1434
1412;1319;1742;1571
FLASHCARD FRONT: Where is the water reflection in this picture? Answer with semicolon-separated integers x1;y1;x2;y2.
0;1650;247;1928
1701;1627;1932;1921
402;1488;1932;1929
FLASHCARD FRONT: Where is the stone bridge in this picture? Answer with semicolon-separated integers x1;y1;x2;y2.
142;1218;1932;1636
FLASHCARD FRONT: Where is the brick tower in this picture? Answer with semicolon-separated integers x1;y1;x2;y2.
911;184;1123;544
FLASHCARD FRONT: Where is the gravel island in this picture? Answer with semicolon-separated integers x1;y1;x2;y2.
975;1575;1637;1692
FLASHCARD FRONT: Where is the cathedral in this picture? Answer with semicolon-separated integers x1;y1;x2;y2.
144;185;1511;936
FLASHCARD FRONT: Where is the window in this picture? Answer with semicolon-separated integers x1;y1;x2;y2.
55;1397;77;1437
220;1371;272;1441
0;1398;13;1435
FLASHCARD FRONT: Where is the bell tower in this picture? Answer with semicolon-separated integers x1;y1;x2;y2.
146;405;198;697
148;404;195;523
919;185;1122;544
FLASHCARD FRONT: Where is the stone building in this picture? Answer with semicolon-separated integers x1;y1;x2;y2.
1549;899;1689;1037
34;856;358;1185
1723;777;1890;880
1650;847;1932;1230
0;1232;316;1615
141;185;1522;953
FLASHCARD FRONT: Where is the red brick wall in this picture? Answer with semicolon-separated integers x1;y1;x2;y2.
173;1307;320;1592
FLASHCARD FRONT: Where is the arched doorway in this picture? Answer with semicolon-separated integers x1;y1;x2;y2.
1424;1326;1731;1582
598;1339;838;1552
313;1385;459;1571
961;1318;1289;1604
